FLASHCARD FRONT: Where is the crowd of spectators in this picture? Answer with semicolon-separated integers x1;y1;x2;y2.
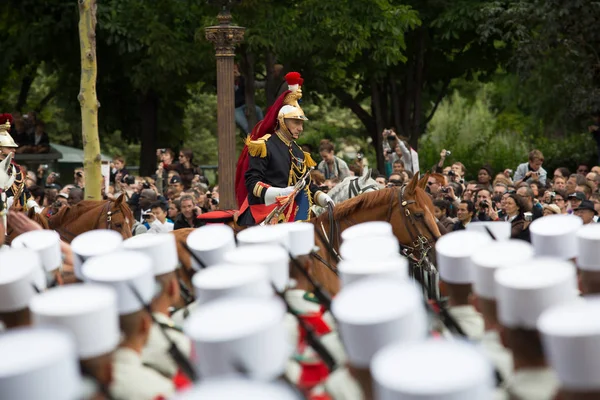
427;148;600;239
29;148;219;235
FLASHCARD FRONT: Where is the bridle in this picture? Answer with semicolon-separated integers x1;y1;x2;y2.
52;202;124;242
312;185;440;298
347;178;378;198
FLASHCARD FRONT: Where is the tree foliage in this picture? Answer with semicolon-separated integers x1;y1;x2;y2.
480;0;600;129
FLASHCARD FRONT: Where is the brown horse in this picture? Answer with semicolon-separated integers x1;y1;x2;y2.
309;173;441;295
47;195;134;243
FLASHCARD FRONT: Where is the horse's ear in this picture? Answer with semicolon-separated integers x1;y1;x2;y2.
406;172;420;194
417;172;429;190
360;167;371;184
115;193;125;205
27;207;36;219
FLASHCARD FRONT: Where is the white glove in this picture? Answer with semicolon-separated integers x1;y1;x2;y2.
265;186;295;206
316;192;334;207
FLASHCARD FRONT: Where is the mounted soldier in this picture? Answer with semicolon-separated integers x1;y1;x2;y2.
0;116;41;212
235;72;333;226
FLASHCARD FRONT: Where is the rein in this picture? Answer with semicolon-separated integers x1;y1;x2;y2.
311;186;439;298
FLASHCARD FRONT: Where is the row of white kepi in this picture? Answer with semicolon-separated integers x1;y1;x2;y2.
0;213;597;399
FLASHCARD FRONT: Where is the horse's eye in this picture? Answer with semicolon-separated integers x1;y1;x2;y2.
115;223;123;229
414;212;424;218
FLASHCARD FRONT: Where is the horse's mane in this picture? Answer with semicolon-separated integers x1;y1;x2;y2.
314;185;434;223
315;188;394;222
49;199;129;226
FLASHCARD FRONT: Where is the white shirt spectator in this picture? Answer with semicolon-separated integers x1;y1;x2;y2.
147;219;174;234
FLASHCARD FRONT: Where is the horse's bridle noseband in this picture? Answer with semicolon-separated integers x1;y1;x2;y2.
396;185;437;263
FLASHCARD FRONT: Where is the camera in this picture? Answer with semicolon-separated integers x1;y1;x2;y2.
441;187;449;193
385;149;394;155
357;153;363;160
507;169;513;175
142;213;152;220
121;175;135;185
211;198;219;206
142;181;150;189
160;148;166;154
75;171;83;178
50;172;60;178
447;170;455;177
479;201;489;209
40;164;49;170
445;150;452;156
206;192;212;199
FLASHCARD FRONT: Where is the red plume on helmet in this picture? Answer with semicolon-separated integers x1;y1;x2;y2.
234;72;304;207
0;113;13;128
285;72;302;86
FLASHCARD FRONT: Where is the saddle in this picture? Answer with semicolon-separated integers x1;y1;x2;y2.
196;210;237;226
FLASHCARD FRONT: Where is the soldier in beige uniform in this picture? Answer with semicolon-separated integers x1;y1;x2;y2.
436;230;491;340
29;284;121;397
471;238;536;399
371;339;496;399
330;278;428;399
495;258;579;400
81;251;175;400
124;234;191;378
0;248;41;329
538;298;600;400
0;327;83;399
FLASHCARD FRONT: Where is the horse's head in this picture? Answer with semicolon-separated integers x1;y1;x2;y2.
400;172;441;248
107;194;133;239
0;153;15;192
328;168;380;203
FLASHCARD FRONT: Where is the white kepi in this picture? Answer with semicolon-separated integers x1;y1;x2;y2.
436;230;492;285
192;263;273;305
371;339;495;400
341;221;393;242
29;284;120;360
495;259;578;329
70;230;123;280
123;233;179;276
471;240;535;300
576;224;600;271
11;230;62;276
186;224;236;270
0;327;81;400
224;245;289;292
184;297;289;380
0;249;42;312
237;225;290;249
331;278;427;368
529;214;582;260
538;297;600;392
81;251;155;315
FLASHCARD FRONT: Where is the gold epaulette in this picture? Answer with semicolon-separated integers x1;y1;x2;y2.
303;151;317;168
246;134;271;158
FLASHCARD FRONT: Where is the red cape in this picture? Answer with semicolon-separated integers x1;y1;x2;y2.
234;90;292;208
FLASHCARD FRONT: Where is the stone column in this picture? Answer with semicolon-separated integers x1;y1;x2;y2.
205;7;245;210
